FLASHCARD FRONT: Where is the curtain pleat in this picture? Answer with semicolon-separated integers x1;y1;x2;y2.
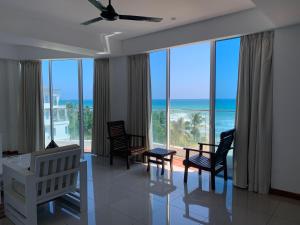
234;31;274;193
20;60;44;153
0;59;21;151
92;58;110;156
127;54;152;150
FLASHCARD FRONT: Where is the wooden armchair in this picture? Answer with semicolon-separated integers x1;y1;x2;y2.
107;121;147;169
183;129;235;190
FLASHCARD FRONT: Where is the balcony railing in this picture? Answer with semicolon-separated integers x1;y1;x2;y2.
152;109;235;155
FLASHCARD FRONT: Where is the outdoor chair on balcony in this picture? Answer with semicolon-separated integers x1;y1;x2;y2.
183;129;235;190
107;120;147;169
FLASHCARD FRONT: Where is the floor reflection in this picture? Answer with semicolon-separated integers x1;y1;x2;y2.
1;153;298;225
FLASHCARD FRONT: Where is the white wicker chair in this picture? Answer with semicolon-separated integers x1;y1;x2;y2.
3;145;87;225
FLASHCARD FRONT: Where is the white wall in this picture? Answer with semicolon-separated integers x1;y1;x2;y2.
0;44;19;59
109;56;128;123
272;24;300;194
122;8;275;54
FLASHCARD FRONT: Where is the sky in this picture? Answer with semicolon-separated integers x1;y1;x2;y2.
150;38;240;100
42;38;240;101
42;59;94;100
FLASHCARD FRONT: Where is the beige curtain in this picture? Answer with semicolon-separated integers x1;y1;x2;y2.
234;31;274;193
92;58;110;156
20;60;44;153
127;54;152;150
0;59;21;151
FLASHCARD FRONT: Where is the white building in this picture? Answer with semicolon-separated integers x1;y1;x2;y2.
44;89;70;144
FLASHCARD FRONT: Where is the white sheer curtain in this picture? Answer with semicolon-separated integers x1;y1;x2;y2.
92;58;110;156
127;53;152;150
234;31;274;193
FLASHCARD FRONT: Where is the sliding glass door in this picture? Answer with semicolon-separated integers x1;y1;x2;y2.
150;38;240;164
42;60;51;147
82;59;94;152
215;38;240;177
51;60;79;146
42;59;94;153
150;50;167;148
170;42;211;157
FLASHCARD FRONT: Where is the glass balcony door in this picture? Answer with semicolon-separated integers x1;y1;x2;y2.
170;42;211;157
150;50;167;148
51;60;80;146
82;59;94;152
42;59;94;154
215;37;240;177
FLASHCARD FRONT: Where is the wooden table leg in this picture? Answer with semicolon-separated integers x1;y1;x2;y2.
161;157;165;175
170;154;174;172
147;155;150;172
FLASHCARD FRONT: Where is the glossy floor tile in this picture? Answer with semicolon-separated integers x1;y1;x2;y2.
1;154;300;225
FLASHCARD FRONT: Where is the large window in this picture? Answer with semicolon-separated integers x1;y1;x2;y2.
215;38;240;177
82;59;94;152
150;50;167;148
42;59;94;153
170;42;211;157
42;60;51;146
150;38;240;164
51;60;79;146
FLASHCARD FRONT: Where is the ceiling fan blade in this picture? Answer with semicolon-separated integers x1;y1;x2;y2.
88;0;107;12
81;17;103;25
119;15;162;22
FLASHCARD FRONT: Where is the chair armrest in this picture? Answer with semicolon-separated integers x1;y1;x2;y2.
183;148;216;155
127;134;145;138
3;163;34;184
127;134;146;147
198;142;219;147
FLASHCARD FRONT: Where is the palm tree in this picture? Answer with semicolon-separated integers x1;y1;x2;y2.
170;117;190;147
190;113;205;142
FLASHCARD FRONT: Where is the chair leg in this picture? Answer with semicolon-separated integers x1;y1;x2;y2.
211;171;215;190
127;156;130;169
184;165;188;183
161;158;165;175
27;206;37;225
147;155;150;172
224;162;228;181
142;154;146;163
198;169;201;175
110;153;113;165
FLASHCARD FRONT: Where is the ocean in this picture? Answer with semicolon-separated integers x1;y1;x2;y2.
60;98;236;138
61;98;236;111
152;99;236;141
152;99;236;111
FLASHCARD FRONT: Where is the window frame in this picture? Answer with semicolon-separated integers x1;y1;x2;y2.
150;37;239;150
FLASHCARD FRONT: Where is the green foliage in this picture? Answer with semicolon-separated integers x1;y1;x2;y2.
66;103;93;140
152;110;208;148
152;111;166;144
66;103;79;139
83;106;93;139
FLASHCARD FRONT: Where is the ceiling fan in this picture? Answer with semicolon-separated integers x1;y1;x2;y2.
81;0;163;25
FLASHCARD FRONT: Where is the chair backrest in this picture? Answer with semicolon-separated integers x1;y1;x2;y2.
30;145;81;201
107;121;129;151
215;129;235;164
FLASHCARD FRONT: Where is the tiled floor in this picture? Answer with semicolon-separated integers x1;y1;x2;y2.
1;153;300;225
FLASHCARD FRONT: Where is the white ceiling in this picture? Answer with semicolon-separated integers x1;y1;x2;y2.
0;0;256;56
0;0;255;40
1;0;300;58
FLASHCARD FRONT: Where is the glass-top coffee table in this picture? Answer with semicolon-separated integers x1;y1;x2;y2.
144;148;176;175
